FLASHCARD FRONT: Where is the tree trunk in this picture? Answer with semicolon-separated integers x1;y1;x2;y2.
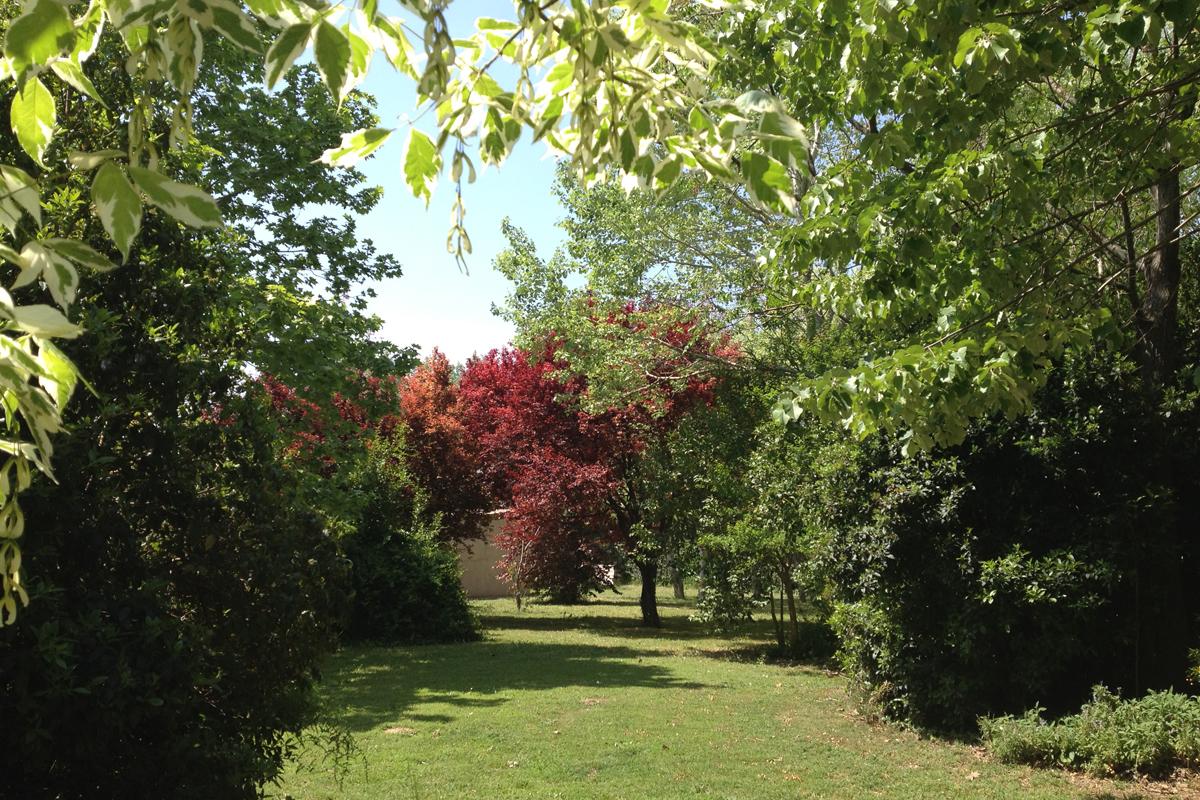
1137;166;1182;387
671;564;686;599
782;570;800;655
1133;165;1187;690
637;559;661;627
768;591;783;648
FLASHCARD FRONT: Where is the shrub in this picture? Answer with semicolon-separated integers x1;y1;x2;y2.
980;686;1200;778
343;435;478;644
0;389;348;799
816;346;1200;730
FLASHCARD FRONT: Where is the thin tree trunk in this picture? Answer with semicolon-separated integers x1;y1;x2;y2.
671;563;686;599
636;558;661;627
1137;166;1182;386
783;570;800;655
768;591;784;648
1133;164;1187;689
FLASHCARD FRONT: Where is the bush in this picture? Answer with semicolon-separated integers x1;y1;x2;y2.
0;388;348;799
815;345;1200;730
980;686;1200;778
343;435;478;644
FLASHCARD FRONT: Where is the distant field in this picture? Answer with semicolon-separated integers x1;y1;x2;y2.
276;591;1173;800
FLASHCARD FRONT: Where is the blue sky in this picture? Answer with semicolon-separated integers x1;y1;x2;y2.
347;2;565;365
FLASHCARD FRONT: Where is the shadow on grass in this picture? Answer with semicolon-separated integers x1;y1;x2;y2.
476;612;752;641
329;641;712;732
690;643;837;672
475;593;780;644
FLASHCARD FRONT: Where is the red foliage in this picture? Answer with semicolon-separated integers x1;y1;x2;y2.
394;349;491;540
458;319;730;599
458;347;618;599
261;374;342;475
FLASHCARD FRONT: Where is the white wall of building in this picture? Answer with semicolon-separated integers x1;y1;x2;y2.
456;517;511;599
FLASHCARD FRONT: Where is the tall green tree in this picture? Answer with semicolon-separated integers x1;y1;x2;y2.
0;36;406;795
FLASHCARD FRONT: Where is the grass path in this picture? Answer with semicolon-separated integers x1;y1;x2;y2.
278;591;1177;799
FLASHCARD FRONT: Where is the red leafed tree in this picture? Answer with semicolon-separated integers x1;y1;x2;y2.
394;349;491;541
457;347;617;602
459;320;731;624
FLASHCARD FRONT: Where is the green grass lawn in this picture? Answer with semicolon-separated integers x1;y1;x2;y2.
277;590;1179;800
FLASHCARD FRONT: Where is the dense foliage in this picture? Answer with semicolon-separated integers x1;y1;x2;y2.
981;685;1200;778
458;346;625;605
342;434;477;645
0;38;417;796
0;0;788;623
263;362;484;645
395;349;491;542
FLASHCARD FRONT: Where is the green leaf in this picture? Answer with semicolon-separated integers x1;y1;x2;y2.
473;72;504;98
12;241;50;290
0;166;41;230
207;0;263;52
0;246;23;269
10;304;81;338
758;111;808;144
50;59;108;106
476;17;519;32
243;0;302;26
741;152;794;213
0;332;44;376
319;127;393;167
67;149;125;170
3;0;75;73
1115;14;1148;46
91;162;142;261
11;77;56;165
72;0;106;61
1161;0;1198;25
344;27;370;96
402;128;440;204
128;165;222;229
734;90;778;114
42;238;115;272
163;15;203;93
375;17;416;77
106;0;172;31
38;246;79;307
954;27;982;67
35;339;78;408
313;20;351;103
264;22;311;89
